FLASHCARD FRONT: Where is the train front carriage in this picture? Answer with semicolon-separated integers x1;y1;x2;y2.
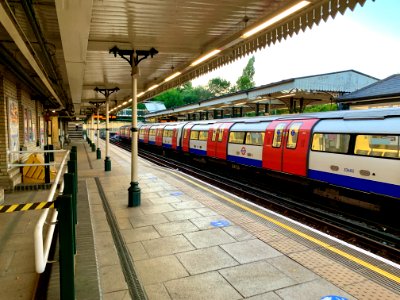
308;116;400;199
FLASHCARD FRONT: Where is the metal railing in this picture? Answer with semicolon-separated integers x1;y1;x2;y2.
34;149;70;273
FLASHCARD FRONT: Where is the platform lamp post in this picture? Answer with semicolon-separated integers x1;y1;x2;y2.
94;87;119;171
89;101;105;158
109;46;158;207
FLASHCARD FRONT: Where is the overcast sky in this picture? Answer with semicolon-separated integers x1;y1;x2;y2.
192;0;400;87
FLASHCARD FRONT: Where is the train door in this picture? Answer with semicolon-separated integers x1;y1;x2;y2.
264;121;291;171
215;123;233;159
264;119;318;176
172;127;178;149
182;123;194;152
143;126;150;143
207;123;221;157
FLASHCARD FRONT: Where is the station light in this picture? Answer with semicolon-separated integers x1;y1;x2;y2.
137;92;145;97
147;84;159;92
164;71;182;82
241;1;310;39
190;49;221;66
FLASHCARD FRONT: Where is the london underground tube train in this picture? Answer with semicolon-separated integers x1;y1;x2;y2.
131;108;400;210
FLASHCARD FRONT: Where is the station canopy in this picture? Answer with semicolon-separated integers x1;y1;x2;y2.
0;0;367;117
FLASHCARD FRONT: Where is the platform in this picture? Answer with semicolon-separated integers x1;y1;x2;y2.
1;138;399;300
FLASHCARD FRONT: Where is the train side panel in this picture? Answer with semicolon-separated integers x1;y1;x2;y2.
308;118;400;198
189;124;212;156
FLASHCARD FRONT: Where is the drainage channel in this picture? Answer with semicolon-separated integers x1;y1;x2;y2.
94;177;146;300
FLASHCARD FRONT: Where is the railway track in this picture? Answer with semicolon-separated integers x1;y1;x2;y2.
109;139;400;263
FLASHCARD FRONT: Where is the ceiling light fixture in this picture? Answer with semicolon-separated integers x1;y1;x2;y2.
190;49;221;66
164;71;182;82
241;1;310;39
137;92;145;97
147;84;159;92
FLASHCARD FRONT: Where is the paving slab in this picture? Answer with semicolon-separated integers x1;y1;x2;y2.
177;246;239;275
142;235;195;257
219;260;296;297
275;278;355;300
184;228;236;248
154;219;199;237
163;209;202;221
164;271;242;300
134;255;189;285
221;238;282;264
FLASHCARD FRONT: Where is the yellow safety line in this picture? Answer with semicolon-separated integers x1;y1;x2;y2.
172;171;400;284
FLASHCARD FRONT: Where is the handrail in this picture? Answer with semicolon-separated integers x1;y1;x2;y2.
34;149;70;273
7;149;67;154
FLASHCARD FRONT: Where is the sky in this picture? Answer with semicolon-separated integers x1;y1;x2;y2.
191;0;400;87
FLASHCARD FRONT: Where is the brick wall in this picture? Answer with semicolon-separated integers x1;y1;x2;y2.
0;70;45;189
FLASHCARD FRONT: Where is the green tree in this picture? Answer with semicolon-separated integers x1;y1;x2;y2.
235;56;256;91
207;77;231;96
153;88;183;108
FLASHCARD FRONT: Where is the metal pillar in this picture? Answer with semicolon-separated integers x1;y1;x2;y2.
93;87;119;170
129;66;140;206
96;107;101;159
109;45;158;207
90;114;96;152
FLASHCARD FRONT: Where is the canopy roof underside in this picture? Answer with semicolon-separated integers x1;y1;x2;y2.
0;0;367;117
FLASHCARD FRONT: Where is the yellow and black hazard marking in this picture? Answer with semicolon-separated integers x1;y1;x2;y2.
0;201;54;213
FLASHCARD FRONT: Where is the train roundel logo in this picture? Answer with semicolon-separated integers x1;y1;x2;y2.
241;146;246;155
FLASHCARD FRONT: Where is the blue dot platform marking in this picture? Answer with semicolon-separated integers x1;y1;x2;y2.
170;191;183;196
210;220;230;227
321;296;348;300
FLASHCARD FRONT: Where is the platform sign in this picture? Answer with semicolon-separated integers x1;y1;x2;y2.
7;97;19;164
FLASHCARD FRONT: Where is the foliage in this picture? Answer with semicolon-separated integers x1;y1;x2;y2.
145;56;256;109
207;77;231;96
303;103;338;112
235;56;255;91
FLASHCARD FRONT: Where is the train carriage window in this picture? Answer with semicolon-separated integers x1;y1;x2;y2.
355;135;399;159
311;133;350;153
212;129;217;141
286;122;302;149
199;131;208;141
163;130;173;138
183;129;189;139
149;129;156;136
228;131;245;144
190;130;199;140
218;129;224;142
245;132;265;146
272;123;287;148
